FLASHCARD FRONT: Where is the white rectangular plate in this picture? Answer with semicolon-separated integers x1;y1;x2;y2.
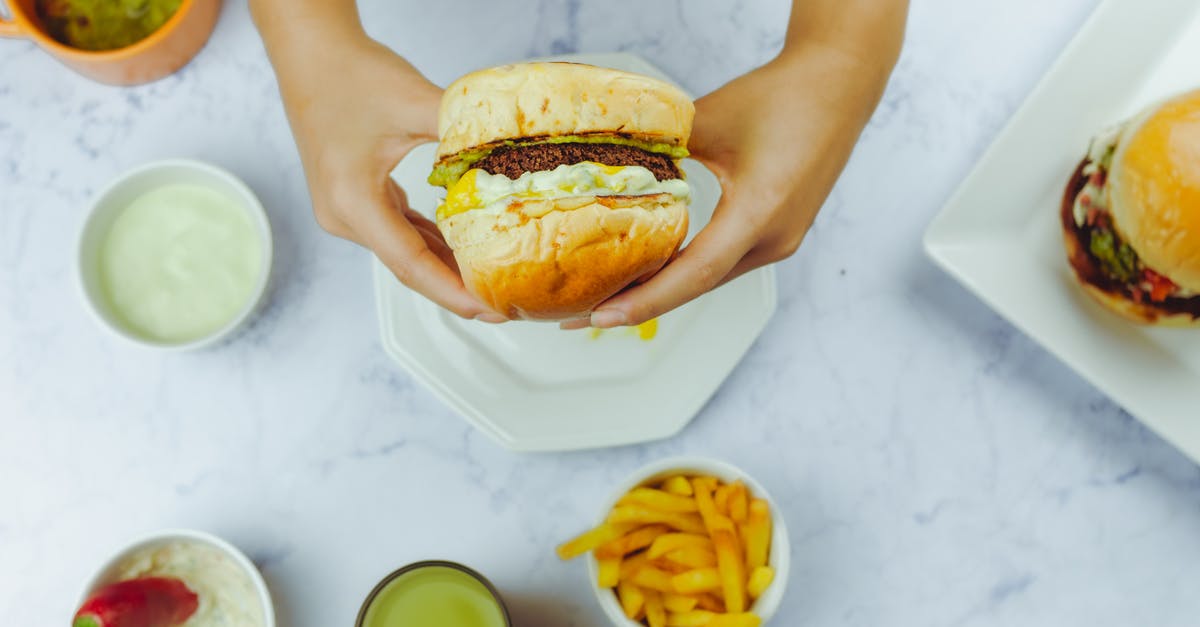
924;0;1200;462
377;53;777;452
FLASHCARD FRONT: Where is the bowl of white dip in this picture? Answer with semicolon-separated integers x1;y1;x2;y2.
77;159;273;351
78;529;275;627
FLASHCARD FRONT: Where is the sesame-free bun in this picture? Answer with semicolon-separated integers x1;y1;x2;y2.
436;62;694;160
439;194;688;320
1109;88;1200;293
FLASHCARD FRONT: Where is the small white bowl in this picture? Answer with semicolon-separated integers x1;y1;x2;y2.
78;528;276;627
77;159;273;351
587;456;791;626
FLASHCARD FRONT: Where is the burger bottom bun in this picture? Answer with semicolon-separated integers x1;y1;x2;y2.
438;194;689;320
1060;160;1200;327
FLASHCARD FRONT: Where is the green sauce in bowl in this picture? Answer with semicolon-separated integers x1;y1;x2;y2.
36;0;183;51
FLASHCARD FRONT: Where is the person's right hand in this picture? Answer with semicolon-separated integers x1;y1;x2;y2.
258;14;506;322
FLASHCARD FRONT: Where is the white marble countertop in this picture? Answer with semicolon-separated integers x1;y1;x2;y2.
4;1;1200;625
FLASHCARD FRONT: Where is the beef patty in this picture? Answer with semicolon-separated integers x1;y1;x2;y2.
475;142;681;181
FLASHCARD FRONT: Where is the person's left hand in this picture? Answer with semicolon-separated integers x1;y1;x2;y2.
563;46;894;329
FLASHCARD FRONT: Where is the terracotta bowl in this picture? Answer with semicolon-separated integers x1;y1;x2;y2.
0;0;221;85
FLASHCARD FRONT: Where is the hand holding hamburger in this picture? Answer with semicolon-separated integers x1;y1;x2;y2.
256;0;907;326
429;50;905;325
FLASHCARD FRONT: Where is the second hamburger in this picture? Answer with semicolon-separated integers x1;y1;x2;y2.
1062;87;1200;325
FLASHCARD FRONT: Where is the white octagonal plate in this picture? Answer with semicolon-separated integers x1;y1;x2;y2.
376;52;777;452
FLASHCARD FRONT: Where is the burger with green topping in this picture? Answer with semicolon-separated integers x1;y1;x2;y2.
430;62;694;320
1062;88;1200;326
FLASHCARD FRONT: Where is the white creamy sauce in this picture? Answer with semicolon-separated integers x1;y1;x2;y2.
473;162;690;206
1073;123;1125;227
1086;122;1125;164
439;161;690;219
113;541;264;627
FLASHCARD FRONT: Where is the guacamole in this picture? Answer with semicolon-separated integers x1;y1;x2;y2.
37;0;183;51
1088;227;1139;284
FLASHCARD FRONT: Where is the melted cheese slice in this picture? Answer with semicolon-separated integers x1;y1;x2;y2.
437;161;690;220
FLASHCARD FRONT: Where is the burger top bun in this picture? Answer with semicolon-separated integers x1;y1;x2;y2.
436;62;695;159
1109;88;1200;292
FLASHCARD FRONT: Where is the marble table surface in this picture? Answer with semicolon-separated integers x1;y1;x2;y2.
3;1;1199;625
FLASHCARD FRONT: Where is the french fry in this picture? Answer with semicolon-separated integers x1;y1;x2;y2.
708;613;762;627
662;594;699;613
664;547;717;569
557;522;637;560
620;552;651;580
608;504;706;534
671;567;722;594
747;566;775;599
695;593;726;613
644;589;667;627
632;565;676;592
743;499;772;571
728;482;749;523
666;610;717;627
618;580;646;620
713;526;747;613
662;476;694;496
620;488;700;513
648;533;713;559
691;477;723;532
713;485;733;516
651;557;691;574
596;524;670;559
597;556;622;588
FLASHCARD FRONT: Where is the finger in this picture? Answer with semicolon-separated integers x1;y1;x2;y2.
391;184;460;271
715;254;763;290
685;96;740;173
400;207;451;255
390;178;437;223
315;211;364;246
589;208;755;328
559;317;592;330
390;179;459;263
715;242;790;289
356;181;506;321
410;221;460;273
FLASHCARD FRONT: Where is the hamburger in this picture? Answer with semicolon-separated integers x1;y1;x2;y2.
1061;88;1200;325
429;62;694;320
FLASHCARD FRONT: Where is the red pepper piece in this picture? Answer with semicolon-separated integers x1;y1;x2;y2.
73;577;198;627
1143;268;1177;302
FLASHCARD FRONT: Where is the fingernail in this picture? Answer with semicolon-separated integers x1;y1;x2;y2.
474;313;508;324
559;318;591;330
590;309;627;328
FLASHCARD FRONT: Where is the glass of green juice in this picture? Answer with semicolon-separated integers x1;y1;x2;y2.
355;561;512;627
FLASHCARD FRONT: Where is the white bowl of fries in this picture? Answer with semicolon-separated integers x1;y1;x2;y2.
557;457;790;627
